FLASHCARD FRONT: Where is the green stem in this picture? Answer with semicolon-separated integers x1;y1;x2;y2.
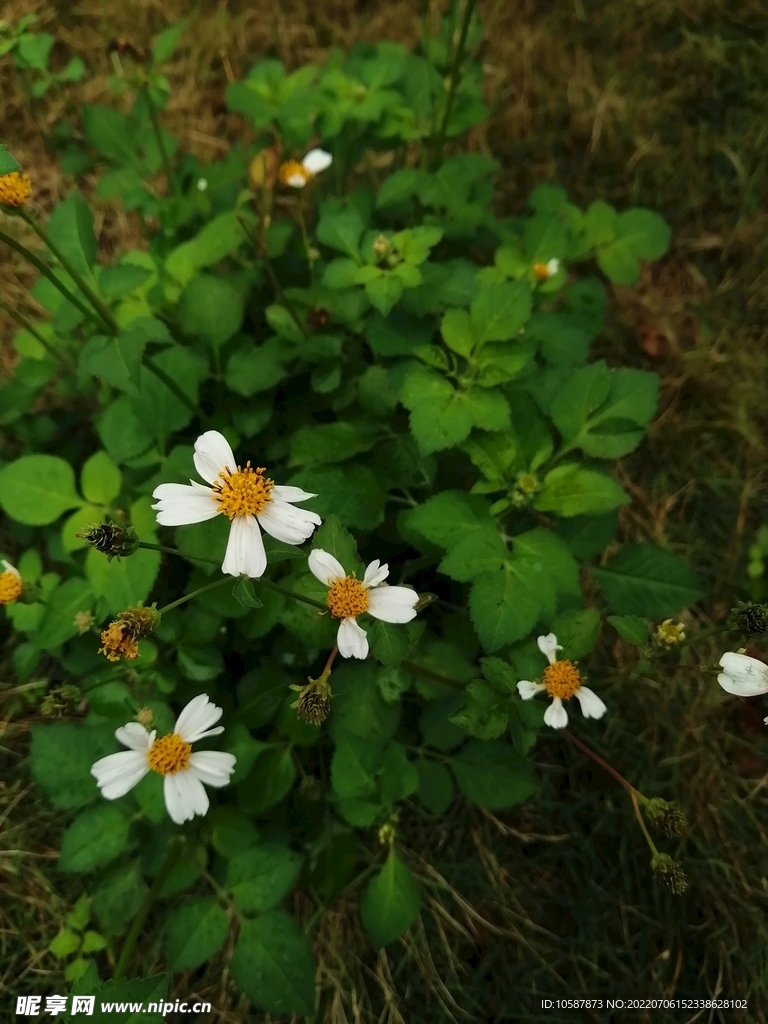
138;541;219;566
0;300;75;370
672;623;731;651
428;0;478;171
630;789;659;857
0;227;102;327
561;729;642;799
158;575;233;615
16;208;119;333
296;202;314;286
142;87;177;198
400;659;465;690
260;247;307;337
259;578;327;611
113;841;181;981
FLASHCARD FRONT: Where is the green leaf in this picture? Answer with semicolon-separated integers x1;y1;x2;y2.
58;804;130;873
230;912;316;1019
438;527;507;582
164;211;248;295
360;847;420;948
226;844;303;914
165;897;228;972
368;619;412;666
66;894;91;931
607;614;649;645
30;724;110;809
209;808;260;859
0;146;21;174
365;272;403;316
399;364;472;455
468;554;556;653
238;748;296;814
415;758;454;815
591;543;705;617
550;607;601;660
441;308;476;357
289;464;386;530
86;543;160;617
49;928;82;957
311;514;363;576
585;200;617;246
81;930;107;953
408;491;492;548
0;455;82;525
470;281;532;343
317;208;366;259
133;345;207;444
288;421;380;467
225;339;287;397
151;19;185;64
46;192;98;289
451;740;537;809
179;274;244;348
92;862;146;936
37;577;94;651
231;577;264;609
81;451;122;506
331;731;379;800
534;464;630;517
597;209;671;285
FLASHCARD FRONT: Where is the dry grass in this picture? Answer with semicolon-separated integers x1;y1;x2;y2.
2;0;768;1021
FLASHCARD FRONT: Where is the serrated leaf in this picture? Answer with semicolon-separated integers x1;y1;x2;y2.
360;847;420;948
592;543;705;617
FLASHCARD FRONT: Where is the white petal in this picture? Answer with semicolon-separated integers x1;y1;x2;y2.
188;750;237;788
91;751;149;799
575;686;607;720
363;559;389;588
271;485;317;503
221;515;267;578
543;697;568;729
164;770;209;824
1;560;20;579
302;148;332;174
337;617;368;659
115;723;153;752
517;680;544;700
174;693;223;744
308;549;345;586
152;483;219;526
717;653;768;696
367;585;418;624
257;499;321;545
546;258;560;275
286;173;307;188
537;633;563;665
193;430;237;484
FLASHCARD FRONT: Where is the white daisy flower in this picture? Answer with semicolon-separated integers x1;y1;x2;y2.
717;651;768;696
91;694;236;825
151;430;322;578
308;549;419;659
533;257;560;281
0;559;23;605
517;632;607;730
278;148;333;188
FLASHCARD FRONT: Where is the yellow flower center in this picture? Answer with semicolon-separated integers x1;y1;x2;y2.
326;575;369;619
212;462;274;519
99;621;140;662
147;733;192;775
0;171;32;207
279;159;310;186
543;659;582;700
533;262;551;281
0;570;23;604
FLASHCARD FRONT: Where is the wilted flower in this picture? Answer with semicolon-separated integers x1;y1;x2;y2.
651;852;688;895
517;633;607;729
0;560;23;605
730;601;768;637
291;675;332;726
278;148;332;189
717;651;768;697
99;605;159;663
533;258;560;281
646;798;689;839
654;619;685;646
308;550;419;659
152;430;321;578
91;694;236;825
0;171;31;207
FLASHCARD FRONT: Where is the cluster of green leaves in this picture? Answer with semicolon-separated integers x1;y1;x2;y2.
0;14;84;99
0;7;704;1018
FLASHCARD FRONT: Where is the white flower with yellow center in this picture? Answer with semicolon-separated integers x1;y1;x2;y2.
533;258;560;281
308;549;419;659
717;651;768;697
0;559;23;605
278;148;332;188
91;694;236;825
151;431;321;578
517;633;607;729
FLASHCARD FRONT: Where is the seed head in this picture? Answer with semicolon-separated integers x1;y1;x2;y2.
646;798;689;839
729;602;768;638
291;677;332;726
77;522;139;561
652;853;688;895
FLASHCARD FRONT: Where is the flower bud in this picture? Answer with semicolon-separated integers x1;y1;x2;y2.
77;522;140;561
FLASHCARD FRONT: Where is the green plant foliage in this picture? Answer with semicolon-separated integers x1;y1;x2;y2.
0;7;698;1017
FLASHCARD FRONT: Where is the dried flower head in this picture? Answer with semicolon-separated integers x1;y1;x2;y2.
99;605;159;663
77;522;140;561
136;707;155;728
291;677;332;726
74;610;95;635
646;798;689;839
729;601;768;638
652;853;688;895
0;171;32;207
372;234;391;258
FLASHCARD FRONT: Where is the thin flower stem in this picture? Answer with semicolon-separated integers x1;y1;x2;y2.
259;246;307;337
158;576;233;615
428;0;478;171
318;644;339;681
296;202;314;285
138;541;220;566
0;300;75;370
672;623;731;651
561;729;643;800
400;659;465;690
141;87;177;198
16;208;119;333
0;227;102;326
113;840;182;981
259;578;327;611
629;789;659;856
143;355;200;419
